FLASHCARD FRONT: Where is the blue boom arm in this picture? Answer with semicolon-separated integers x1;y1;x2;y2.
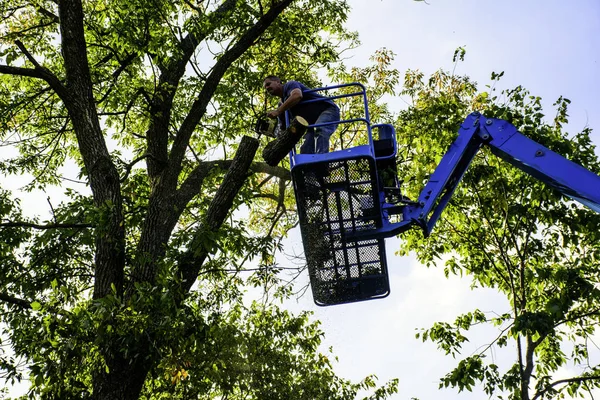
351;112;600;241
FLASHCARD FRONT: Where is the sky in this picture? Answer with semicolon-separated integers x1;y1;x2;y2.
280;1;600;399
4;0;600;398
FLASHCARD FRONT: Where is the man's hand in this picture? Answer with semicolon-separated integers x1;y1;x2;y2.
266;109;279;119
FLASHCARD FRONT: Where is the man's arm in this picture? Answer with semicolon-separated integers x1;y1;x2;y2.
267;88;302;119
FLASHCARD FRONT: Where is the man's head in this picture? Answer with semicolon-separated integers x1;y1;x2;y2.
263;76;283;97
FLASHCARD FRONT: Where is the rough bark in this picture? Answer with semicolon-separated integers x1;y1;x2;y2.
58;0;125;299
131;189;182;284
57;1;131;398
262;116;309;166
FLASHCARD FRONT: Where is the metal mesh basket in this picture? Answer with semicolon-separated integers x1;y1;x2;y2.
293;155;391;305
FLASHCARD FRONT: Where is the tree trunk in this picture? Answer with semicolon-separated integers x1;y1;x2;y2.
58;0;126;299
262;116;309;166
92;354;150;400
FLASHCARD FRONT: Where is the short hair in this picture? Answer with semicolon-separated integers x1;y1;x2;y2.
263;75;281;83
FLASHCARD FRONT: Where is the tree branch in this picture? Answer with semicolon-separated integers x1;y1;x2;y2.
120;154;150;182
0;42;68;99
0;221;93;229
262;116;309;166
266;179;288;237
58;0;125;298
175;159;290;211
15;40;42;68
37;5;60;23
145;0;238;182
522;335;536;399
532;375;600;400
0;293;31;309
249;161;291;180
555;307;600;329
0;64;45;79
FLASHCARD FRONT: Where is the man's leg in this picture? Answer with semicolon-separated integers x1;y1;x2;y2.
314;107;340;154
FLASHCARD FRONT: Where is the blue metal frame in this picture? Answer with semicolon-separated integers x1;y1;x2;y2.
485;117;600;213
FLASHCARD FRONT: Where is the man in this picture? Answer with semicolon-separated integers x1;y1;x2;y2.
263;76;340;154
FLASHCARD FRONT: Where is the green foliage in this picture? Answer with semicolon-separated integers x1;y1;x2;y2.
137;301;398;400
327;48;400;149
398;55;600;399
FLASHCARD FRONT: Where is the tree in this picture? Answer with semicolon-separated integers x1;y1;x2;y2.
396;54;600;399
0;0;400;398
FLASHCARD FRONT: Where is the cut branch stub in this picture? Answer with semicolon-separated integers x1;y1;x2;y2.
203;135;260;233
262;116;309;166
179;135;260;292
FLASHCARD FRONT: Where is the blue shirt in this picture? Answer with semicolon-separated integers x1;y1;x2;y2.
281;81;338;125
